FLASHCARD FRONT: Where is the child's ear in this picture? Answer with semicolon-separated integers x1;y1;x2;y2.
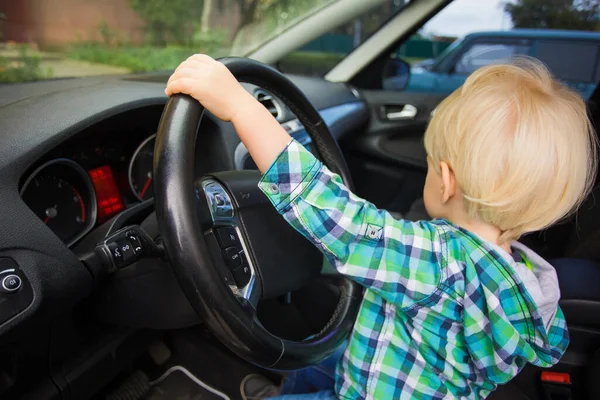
439;161;456;204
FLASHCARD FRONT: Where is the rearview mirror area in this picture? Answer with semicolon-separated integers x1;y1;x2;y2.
382;58;411;91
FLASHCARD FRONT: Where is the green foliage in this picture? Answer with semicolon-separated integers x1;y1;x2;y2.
505;0;600;31
128;0;204;45
66;44;194;72
191;29;228;50
234;0;262;28
66;33;227;73
0;46;53;83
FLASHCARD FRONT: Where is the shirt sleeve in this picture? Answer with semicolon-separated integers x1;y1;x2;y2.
258;139;442;308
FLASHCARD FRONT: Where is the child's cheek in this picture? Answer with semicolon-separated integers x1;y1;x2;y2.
423;186;436;219
423;168;439;219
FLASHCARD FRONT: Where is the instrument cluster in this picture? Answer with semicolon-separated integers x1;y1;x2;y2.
20;132;158;246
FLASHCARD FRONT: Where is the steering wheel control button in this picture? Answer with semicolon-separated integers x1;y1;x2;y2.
216;227;240;249
203;182;234;220
269;183;279;194
214;194;225;206
232;264;251;287
2;274;21;293
223;247;243;269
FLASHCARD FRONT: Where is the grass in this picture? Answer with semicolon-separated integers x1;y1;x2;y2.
0;45;53;83
65;44;204;73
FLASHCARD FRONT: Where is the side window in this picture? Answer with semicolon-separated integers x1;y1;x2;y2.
352;0;600;100
535;41;598;83
454;42;530;75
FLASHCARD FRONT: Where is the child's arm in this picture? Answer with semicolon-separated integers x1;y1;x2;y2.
166;55;443;308
258;140;442;307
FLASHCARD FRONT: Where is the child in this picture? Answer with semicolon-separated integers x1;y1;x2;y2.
166;56;596;399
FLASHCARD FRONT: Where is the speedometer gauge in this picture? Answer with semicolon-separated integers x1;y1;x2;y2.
128;134;156;201
21;159;97;246
24;176;86;240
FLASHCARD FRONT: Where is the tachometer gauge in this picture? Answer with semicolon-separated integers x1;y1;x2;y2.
128;134;156;201
20;159;97;246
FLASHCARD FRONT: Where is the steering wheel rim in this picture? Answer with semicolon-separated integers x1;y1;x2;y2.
153;57;362;369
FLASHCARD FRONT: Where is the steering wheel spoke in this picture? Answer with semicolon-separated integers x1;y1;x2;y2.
198;178;262;309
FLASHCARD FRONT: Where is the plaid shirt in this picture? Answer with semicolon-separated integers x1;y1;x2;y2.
259;140;569;399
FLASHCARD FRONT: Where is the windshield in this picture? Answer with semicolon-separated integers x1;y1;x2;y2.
0;0;336;83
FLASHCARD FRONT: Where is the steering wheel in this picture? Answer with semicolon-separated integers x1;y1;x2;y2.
153;57;362;369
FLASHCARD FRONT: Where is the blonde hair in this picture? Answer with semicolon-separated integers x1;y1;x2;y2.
424;58;597;242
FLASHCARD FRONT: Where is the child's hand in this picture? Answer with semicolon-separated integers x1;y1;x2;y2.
165;54;253;122
167;55;291;172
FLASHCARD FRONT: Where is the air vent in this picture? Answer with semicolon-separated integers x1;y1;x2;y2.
254;89;282;121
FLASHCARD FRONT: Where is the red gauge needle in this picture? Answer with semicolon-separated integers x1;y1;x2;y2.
43;216;50;224
140;176;152;198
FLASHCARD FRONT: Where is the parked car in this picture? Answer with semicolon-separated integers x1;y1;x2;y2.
385;29;600;99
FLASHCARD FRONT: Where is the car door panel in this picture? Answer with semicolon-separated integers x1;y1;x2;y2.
341;90;445;214
352;90;445;168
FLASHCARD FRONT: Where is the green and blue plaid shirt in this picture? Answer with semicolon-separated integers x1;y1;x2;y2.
259;140;569;399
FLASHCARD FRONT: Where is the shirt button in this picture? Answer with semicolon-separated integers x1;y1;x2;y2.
269;183;279;194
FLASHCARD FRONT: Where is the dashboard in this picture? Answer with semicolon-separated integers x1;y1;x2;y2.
14;82;367;250
0;72;367;339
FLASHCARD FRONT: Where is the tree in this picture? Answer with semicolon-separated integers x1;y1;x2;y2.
233;0;329;37
129;0;204;46
201;0;214;33
504;0;600;31
233;0;263;37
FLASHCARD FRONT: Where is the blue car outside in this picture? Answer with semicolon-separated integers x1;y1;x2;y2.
403;29;600;99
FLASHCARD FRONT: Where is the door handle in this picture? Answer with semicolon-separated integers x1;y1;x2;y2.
382;104;418;121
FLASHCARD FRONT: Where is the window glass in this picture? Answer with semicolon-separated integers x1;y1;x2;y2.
277;0;410;77
387;0;600;99
0;0;340;83
535;41;598;83
454;43;530;74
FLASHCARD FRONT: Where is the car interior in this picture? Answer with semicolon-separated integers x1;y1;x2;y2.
0;0;599;399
